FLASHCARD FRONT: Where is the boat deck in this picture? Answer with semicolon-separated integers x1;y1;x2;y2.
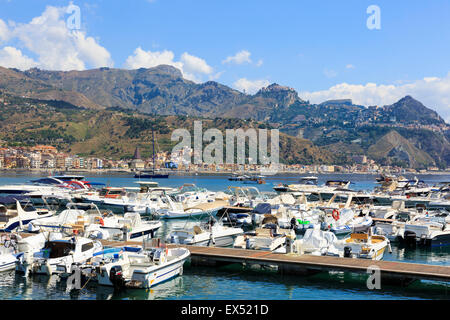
184;200;228;211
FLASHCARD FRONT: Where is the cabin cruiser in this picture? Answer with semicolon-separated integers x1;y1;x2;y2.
82;185;178;215
16;233;102;276
400;213;450;247
233;224;296;253
228;173;249;181
155;193;224;219
26;203;162;242
293;227;391;260
97;240;190;289
0;196;55;232
172;184;218;206
167;216;244;247
274;176;318;193
285;179;351;199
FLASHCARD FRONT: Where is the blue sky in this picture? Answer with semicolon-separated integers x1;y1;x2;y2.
0;0;449;120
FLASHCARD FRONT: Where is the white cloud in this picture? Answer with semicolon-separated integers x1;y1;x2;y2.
223;50;252;65
256;59;263;67
233;78;270;94
346;64;355;69
323;68;337;78
209;71;224;81
180;52;213;75
0;46;38;70
0;19;10;43
0;5;113;71
301;73;450;122
124;47;182;70
124;47;213;83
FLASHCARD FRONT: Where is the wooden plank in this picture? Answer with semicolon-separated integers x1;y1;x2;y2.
372;218;395;223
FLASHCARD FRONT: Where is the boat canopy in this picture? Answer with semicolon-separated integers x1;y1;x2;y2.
0;195;31;205
252;203;272;214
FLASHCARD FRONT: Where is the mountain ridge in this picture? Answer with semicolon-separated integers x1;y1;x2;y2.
0;65;449;168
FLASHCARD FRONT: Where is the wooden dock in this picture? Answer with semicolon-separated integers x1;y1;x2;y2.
98;239;450;285
7;233;448;285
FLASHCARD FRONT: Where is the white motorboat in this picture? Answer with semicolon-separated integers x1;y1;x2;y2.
98;241;190;289
401;214;450;247
27;203;162;242
233;225;296;253
294;227;391;260
274;176;318;193
167;217;244;247
0;197;55;232
16;233;102;276
155;194;223;219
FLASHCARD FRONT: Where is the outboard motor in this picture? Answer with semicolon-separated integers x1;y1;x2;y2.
109;265;125;289
344;246;352;258
403;231;417;247
290;218;297;230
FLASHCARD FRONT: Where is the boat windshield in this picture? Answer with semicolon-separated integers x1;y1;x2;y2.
0;205;18;222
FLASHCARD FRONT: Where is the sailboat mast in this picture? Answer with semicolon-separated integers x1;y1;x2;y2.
152;128;155;173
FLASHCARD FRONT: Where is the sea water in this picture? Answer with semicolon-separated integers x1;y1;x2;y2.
0;172;448;300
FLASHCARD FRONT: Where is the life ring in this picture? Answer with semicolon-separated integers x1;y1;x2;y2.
406;194;411;199
332;209;340;221
95;216;105;226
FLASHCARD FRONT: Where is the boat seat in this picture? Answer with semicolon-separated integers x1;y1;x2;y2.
255;228;273;237
350;233;368;242
193;226;203;235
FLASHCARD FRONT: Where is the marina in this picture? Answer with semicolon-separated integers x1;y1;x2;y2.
0;172;447;300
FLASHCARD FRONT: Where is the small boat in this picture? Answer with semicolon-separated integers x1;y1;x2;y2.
273;184;290;193
233;224;296;253
134;171;169;179
16;233;102;276
294;227;391;260
27;203;162;242
401;214;450;247
242;175;266;184
98;241;190;289
167;217;244;247
0;197;55;232
155;194;223;219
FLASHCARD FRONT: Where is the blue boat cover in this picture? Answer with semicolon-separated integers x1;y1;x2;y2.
252;203;271;214
0;195;30;204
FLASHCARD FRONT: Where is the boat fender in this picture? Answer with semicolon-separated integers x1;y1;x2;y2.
95;217;105;226
387;240;392;253
45;260;52;276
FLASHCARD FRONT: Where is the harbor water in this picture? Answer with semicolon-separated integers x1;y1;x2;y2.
0;172;449;300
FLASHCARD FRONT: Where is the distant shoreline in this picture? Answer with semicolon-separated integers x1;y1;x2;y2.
1;168;449;177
